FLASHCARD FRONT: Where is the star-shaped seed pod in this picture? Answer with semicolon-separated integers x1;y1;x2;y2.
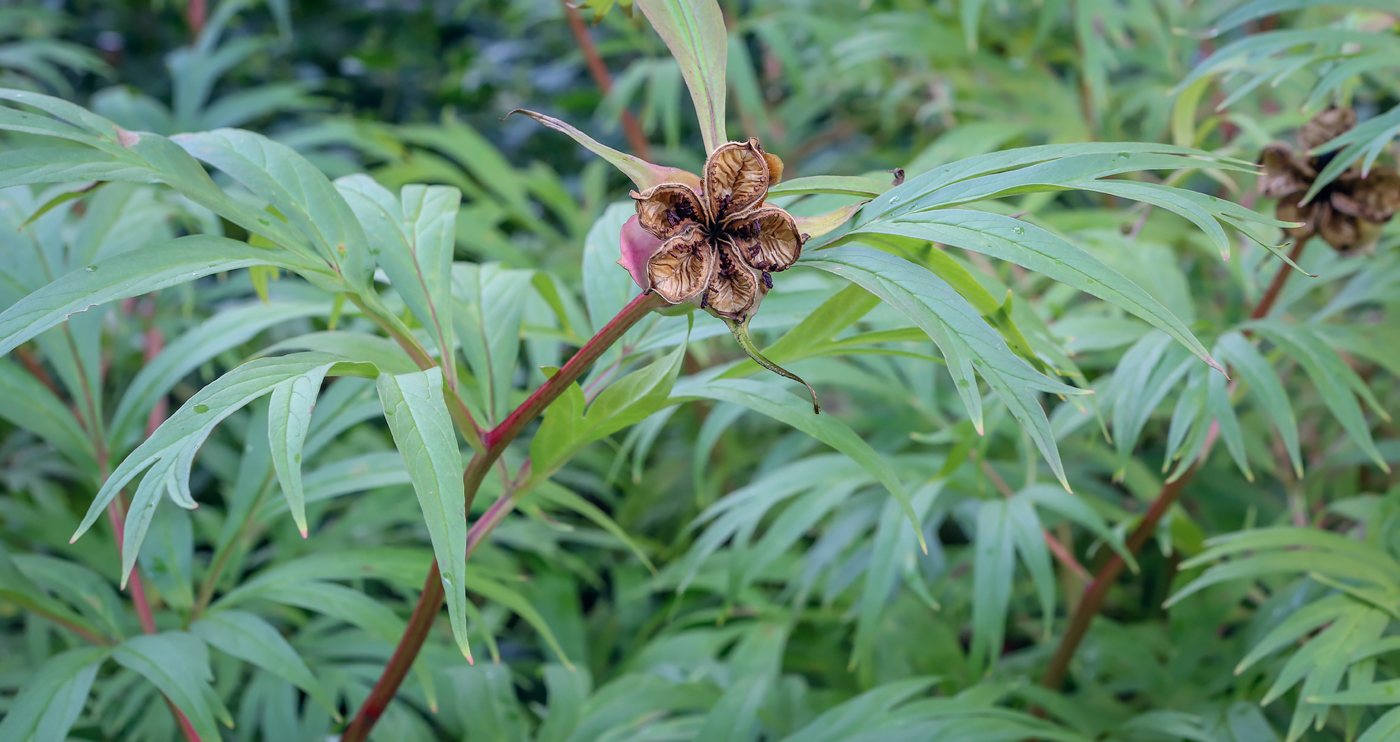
1259;106;1400;254
628;137;803;321
510;110;864;414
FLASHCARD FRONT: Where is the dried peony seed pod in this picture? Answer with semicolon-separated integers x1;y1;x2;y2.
1258;106;1400;254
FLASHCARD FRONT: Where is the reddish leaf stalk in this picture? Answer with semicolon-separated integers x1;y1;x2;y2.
1041;241;1308;691
561;0;653;162
341;292;665;742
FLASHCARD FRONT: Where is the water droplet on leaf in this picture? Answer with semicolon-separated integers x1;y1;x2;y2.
85;265;98;272
194;404;210;414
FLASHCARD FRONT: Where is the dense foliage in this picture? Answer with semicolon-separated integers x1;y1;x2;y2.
1;1;1399;741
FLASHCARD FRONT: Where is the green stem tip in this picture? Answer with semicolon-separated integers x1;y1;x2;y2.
726;317;821;414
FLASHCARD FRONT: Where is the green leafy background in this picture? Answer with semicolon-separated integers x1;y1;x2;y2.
1;1;1399;741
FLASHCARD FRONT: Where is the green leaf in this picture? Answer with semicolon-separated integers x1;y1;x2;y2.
111;632;227;741
0;646;108;742
0;543;104;640
0;359;95;469
268;364;333;538
109;300;329;448
970;500;1016;671
191;609;338;718
960;0;990;51
1236;594;1358;675
0;146;149;189
535;664;592;742
376;367;472;660
1007;496;1055;639
1217;332;1303;478
337;175;458;367
768;175;890;198
172;129;374;286
1355;706;1400;742
73;354;345;554
776;679;935;742
858;144;1250;223
635;0;728;153
532;338;688;472
1019;485;1136;571
459;572;573;665
1206;1;1400;37
582;203;645;334
678;377;924;551
441;663;529;742
453;263;534;425
1254;323;1389;472
136;502;195;610
0;235;306;360
848;211;1222;374
854;484;943;669
803;246;1083;490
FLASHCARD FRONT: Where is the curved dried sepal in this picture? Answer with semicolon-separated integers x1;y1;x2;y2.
633;182;706;239
507;109;701;191
705;138;771;218
731;206;802;272
704;241;763;320
1316;201;1381;255
1301;106;1356;151
647;225;714;304
792;201;867;240
1332;166;1400;224
1257;143;1313;199
725;317;820;414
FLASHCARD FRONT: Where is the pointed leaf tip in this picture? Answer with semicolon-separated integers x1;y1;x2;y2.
506;108;700;191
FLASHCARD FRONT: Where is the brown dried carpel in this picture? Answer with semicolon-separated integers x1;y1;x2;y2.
1258;105;1400;254
626;137;803;321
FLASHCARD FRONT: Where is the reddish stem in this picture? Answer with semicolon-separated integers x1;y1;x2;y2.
1041;239;1310;691
187;0;207;40
341;292;664;742
487;293;663;452
561;0;653;162
1249;239;1309;325
1039;424;1218;692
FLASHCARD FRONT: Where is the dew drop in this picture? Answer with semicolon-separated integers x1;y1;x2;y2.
1011;226;1025;235
441;572;454;589
85;265;98;272
1116;152;1130;160
293;453;301;463
194;404;210;414
888;196;901;204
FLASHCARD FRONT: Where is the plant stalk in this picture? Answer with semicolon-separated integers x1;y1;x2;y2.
1040;239;1309;691
341;292;664;741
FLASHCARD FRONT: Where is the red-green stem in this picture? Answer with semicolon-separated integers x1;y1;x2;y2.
1040;240;1307;691
341;292;664;741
